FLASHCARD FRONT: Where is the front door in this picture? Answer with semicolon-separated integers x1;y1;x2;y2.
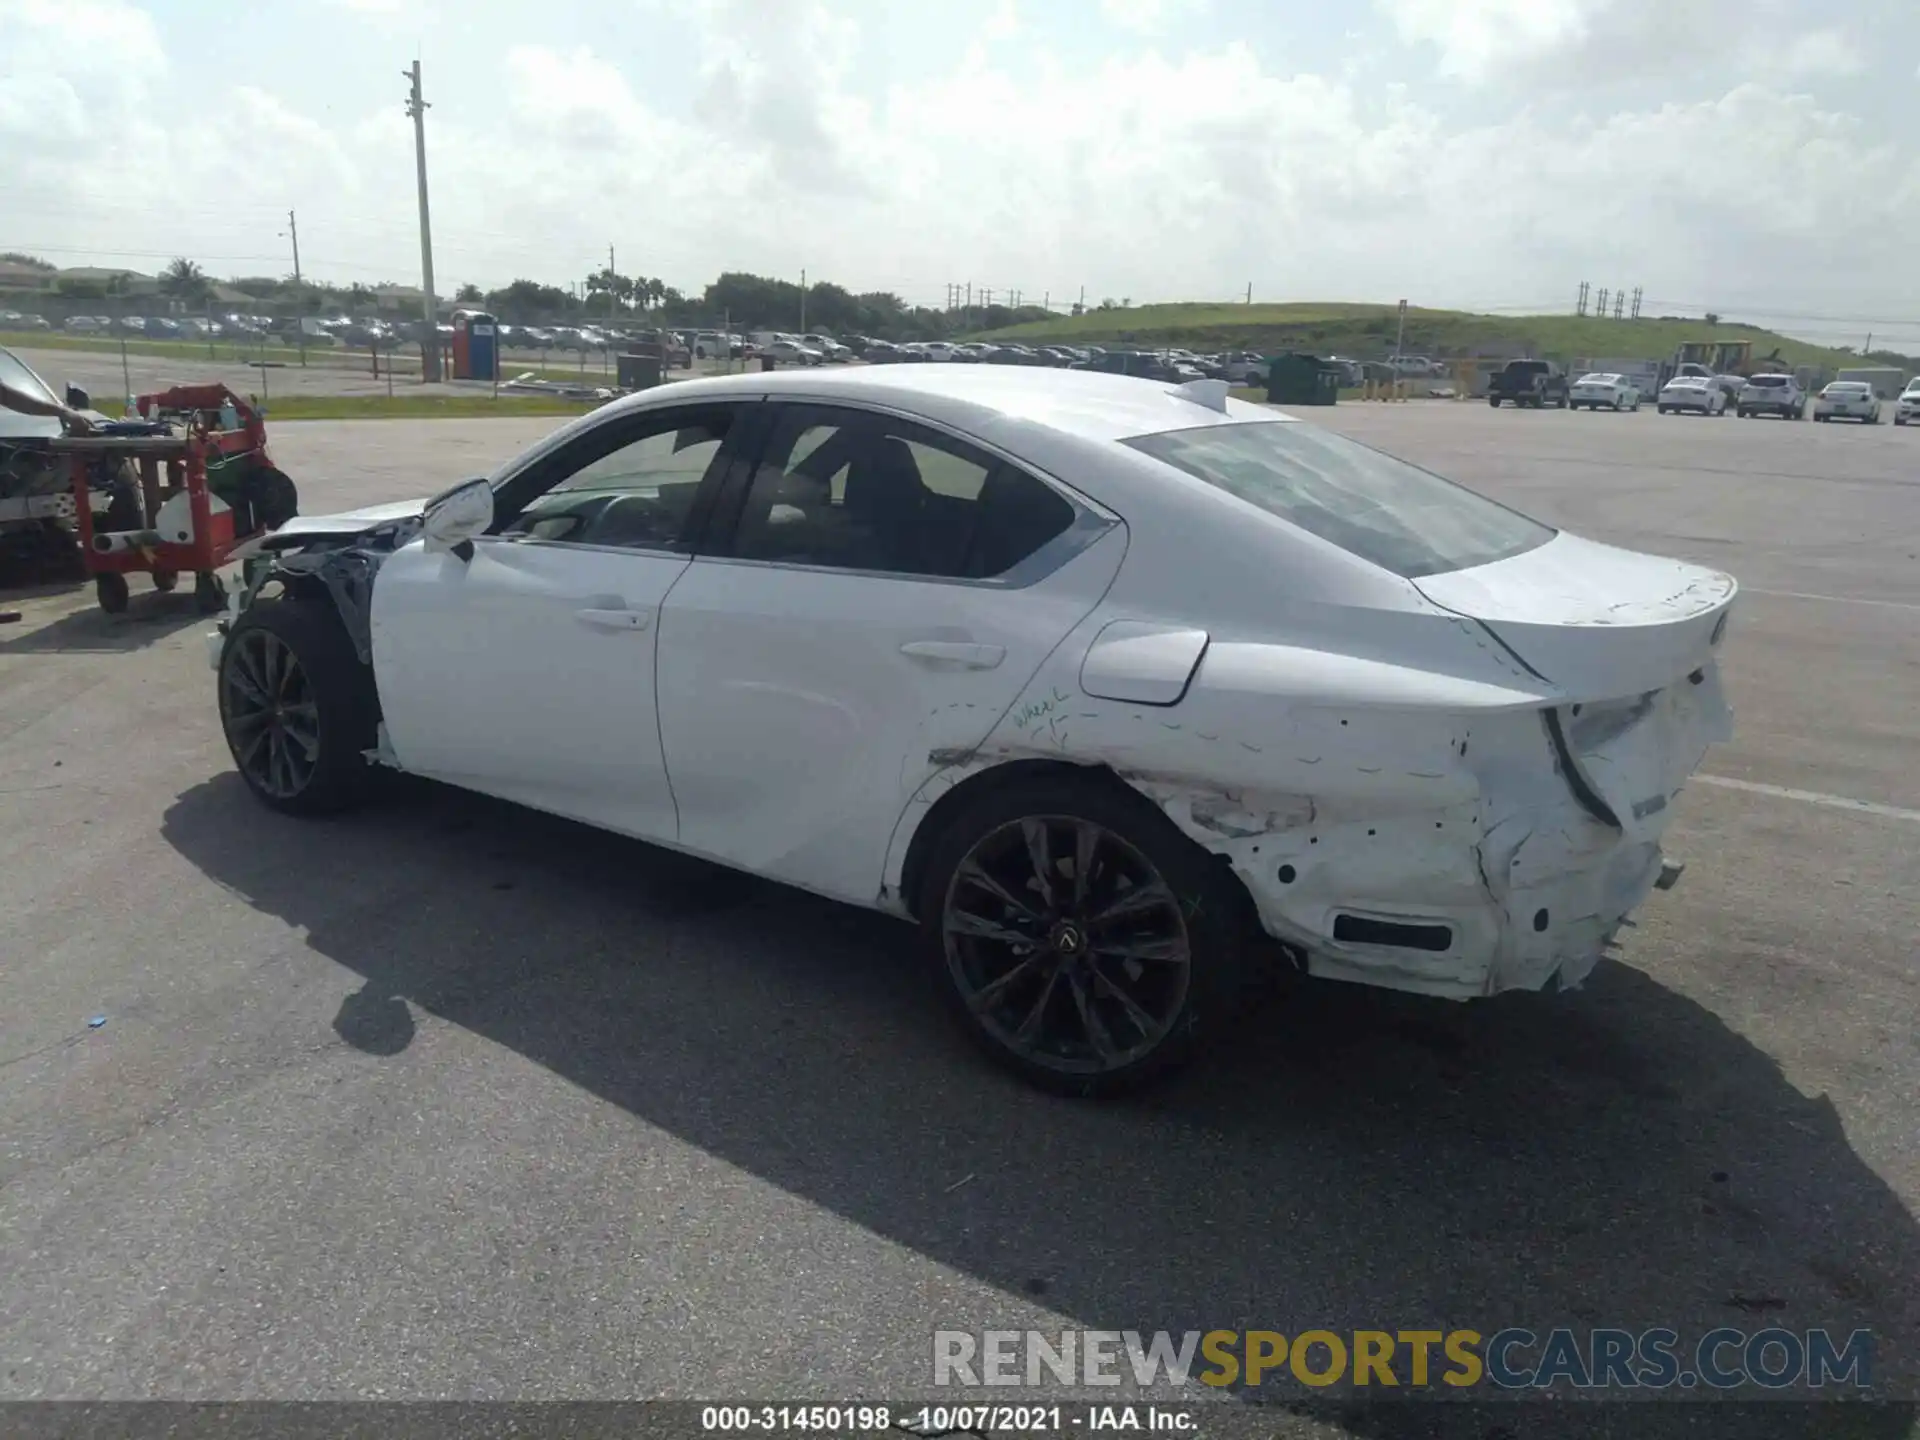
370;401;746;841
655;401;1124;906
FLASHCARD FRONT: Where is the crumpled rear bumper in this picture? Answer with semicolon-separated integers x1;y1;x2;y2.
1177;668;1732;1001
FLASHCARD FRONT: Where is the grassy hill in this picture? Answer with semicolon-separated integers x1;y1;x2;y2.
974;302;1888;373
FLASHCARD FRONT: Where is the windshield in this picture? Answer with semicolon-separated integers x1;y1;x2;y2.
1667;377;1705;387
1748;375;1788;387
1827;384;1868;394
1125;420;1555;580
1577;374;1619;384
0;347;63;439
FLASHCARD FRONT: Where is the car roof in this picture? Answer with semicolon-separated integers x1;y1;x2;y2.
593;362;1293;445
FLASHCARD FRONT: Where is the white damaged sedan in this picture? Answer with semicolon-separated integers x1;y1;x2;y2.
209;367;1735;1093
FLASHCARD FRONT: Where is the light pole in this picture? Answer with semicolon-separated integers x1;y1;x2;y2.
404;60;440;382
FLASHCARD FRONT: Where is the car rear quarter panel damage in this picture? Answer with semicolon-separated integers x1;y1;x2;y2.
885;599;1733;1002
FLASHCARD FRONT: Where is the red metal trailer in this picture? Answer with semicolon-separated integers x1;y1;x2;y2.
54;385;297;615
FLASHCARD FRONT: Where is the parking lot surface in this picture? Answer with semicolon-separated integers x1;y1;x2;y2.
1;400;1914;1430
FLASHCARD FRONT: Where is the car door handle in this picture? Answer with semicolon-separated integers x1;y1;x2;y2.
900;640;1005;669
575;607;652;632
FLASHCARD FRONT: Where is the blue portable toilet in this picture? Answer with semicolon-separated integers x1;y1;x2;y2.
452;310;498;381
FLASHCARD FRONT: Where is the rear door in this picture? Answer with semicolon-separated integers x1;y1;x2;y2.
654;401;1125;906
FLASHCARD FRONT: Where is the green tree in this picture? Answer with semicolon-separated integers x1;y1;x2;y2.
160;257;213;307
454;282;483;303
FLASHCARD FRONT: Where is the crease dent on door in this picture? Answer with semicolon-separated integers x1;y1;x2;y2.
656;527;1128;907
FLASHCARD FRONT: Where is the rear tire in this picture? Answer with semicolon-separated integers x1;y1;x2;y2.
1488;396;1501;407
917;772;1249;1096
217;597;379;816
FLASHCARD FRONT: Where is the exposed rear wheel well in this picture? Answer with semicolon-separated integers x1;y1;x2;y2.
895;758;1261;938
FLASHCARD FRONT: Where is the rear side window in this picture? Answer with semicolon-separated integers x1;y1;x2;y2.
1125;420;1554;580
728;406;1077;580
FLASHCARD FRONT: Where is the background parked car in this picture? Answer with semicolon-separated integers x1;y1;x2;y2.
1570;372;1641;412
1657;375;1727;416
1896;379;1920;426
64;315;105;334
762;338;823;365
1487;359;1570;408
1813;381;1880;424
1737;373;1804;420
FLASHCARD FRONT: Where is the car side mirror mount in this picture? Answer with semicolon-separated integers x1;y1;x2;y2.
422;477;493;560
65;384;90;410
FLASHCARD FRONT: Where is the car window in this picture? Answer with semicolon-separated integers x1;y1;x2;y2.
1126;420;1554;580
728;406;1076;580
499;407;735;552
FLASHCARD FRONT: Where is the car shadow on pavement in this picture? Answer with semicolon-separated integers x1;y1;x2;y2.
160;774;1919;1438
0;589;211;654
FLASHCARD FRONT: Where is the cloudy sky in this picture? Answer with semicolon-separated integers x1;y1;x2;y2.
3;0;1916;345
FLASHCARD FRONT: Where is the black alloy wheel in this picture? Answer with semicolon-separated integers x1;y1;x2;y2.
921;774;1250;1094
217;599;377;815
221;626;321;802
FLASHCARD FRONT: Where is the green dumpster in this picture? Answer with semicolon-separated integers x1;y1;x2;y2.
1264;352;1339;405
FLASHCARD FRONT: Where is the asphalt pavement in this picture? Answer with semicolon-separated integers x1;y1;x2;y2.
0;400;1915;1435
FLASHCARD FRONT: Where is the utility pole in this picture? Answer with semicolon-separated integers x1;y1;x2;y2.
285;209;306;367
1246;282;1252;305
1393;298;1407;361
799;268;807;332
608;243;618;319
404;60;440;381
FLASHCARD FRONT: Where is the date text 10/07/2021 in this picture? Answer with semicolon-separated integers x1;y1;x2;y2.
699;1405;1197;1433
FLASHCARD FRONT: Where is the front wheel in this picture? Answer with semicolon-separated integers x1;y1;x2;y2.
1658;406;1670;415
918;774;1248;1096
1488;396;1501;407
218;598;379;816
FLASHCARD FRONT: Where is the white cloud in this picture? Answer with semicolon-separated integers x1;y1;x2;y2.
1389;0;1870;88
2;0;1916;343
1098;0;1208;38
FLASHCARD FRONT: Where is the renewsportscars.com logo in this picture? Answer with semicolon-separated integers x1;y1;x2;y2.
933;1328;1875;1392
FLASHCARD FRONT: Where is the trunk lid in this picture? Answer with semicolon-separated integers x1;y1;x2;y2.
1414;531;1737;839
1412;532;1735;700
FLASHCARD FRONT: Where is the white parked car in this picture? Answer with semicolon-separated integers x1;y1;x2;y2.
1896;379;1920;427
208;367;1736;1094
1736;373;1804;419
801;334;853;362
1656;376;1727;416
63;315;105;333
762;339;823;365
1570;373;1640;411
1812;381;1881;424
921;342;959;362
